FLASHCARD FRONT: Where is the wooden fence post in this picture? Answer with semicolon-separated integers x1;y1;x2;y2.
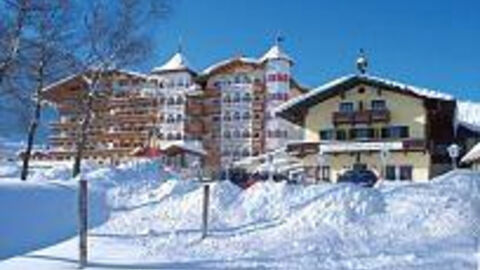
78;179;88;268
201;183;210;239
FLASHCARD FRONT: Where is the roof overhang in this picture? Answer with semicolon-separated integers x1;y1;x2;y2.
276;74;454;124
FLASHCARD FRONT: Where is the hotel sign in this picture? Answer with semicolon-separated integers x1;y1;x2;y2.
320;141;404;153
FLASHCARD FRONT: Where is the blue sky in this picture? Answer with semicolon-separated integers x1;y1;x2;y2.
143;0;480;101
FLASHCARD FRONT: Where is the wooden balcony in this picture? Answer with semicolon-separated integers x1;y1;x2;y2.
333;109;390;125
252;101;265;112
186;101;204;116
205;105;221;115
402;139;426;150
185;121;204;134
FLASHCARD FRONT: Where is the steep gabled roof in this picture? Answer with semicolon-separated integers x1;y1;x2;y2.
276;74;454;122
259;44;294;64
151;52;196;75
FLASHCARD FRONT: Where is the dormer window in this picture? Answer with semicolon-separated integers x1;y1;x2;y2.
371;100;386;111
339;102;354;113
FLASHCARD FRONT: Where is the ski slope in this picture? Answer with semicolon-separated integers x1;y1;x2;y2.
0;161;479;269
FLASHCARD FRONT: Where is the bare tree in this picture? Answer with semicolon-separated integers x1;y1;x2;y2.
68;0;170;177
18;0;73;180
0;0;31;86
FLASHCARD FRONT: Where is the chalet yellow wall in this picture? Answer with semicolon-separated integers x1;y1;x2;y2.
304;84;427;141
303;151;430;182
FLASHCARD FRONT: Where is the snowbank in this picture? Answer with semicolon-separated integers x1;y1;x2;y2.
0;180;108;260
1;162;479;269
0;160;174;260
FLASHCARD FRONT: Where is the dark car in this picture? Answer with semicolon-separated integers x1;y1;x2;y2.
337;169;378;187
224;168;256;189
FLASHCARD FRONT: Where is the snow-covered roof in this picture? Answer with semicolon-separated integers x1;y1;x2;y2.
456;101;480;133
202;44;294;75
363;74;453;100
461;142;480;163
259;45;293;64
202;56;259;75
276;73;454;120
116;69;148;79
152;52;194;74
42;73;80;93
42;69;147;93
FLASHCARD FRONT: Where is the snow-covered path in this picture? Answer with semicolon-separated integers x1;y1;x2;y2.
1;162;480;269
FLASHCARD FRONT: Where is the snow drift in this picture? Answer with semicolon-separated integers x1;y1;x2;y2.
0;180;107;260
1;161;479;269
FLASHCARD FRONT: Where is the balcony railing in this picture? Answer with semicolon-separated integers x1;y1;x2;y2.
186;101;204;116
333;109;390;125
185;121;204;134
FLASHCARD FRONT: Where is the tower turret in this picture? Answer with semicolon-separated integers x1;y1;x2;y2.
260;36;293;95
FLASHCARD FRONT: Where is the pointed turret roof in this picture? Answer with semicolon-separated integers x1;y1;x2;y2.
259;44;294;64
152;51;195;74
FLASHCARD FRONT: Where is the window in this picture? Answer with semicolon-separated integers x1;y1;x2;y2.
233;129;241;138
234;75;241;84
224;112;231;121
350;128;375;140
400;166;413;181
381;126;409;139
320;129;335;140
386;165;396;180
242;149;250;157
339;102;354;113
233;93;241;103
223;94;231;103
243;111;251;120
243;130;251;138
224;130;231;139
243;93;252;102
336;129;347;141
176;96;184;105
319;166;330;181
233;111;241;121
353;163;367;171
371;100;386;111
177;79;184;87
167;97;175;105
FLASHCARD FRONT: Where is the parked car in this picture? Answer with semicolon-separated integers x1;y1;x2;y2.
227;168;256;189
337;169;378;187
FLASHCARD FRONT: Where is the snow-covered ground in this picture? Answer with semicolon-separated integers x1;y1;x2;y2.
0;161;479;269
